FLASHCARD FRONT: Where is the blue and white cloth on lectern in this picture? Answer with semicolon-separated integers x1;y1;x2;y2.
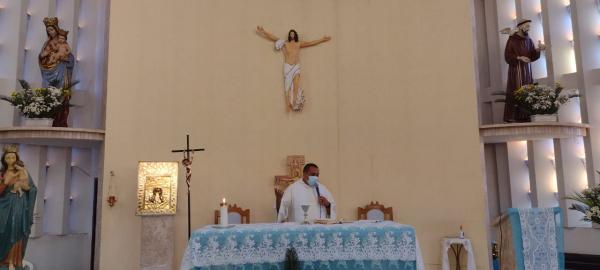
508;207;564;270
181;221;423;270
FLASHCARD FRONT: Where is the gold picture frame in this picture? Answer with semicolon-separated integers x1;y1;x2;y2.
136;162;178;216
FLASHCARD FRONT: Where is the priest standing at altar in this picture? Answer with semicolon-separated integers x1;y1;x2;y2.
277;163;336;222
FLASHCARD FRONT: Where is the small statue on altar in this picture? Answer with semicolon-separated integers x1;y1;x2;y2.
503;19;546;122
256;26;331;111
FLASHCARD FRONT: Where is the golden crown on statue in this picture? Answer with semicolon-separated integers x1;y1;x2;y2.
3;144;18;153
43;17;59;28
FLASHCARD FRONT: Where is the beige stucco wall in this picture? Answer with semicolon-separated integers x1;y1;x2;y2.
101;0;489;269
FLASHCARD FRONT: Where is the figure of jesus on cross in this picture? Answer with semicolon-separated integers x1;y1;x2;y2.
256;26;331;111
171;135;204;239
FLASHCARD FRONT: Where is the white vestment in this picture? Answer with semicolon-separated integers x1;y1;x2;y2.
277;179;336;223
275;39;305;111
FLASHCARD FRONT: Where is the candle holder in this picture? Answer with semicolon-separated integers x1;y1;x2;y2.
107;195;117;207
108;170;117;207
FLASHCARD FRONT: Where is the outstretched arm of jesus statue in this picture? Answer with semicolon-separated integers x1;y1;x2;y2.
256;26;279;42
300;36;331;48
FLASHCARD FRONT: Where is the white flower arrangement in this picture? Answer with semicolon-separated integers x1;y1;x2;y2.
514;83;578;115
1;80;69;118
585;206;600;221
567;184;600;225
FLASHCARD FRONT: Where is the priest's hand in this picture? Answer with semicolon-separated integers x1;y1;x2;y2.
318;196;331;208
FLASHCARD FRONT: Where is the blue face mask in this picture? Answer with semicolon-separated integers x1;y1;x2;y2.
307;176;319;187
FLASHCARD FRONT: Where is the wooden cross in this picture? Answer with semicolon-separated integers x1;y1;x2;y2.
171;135;205;239
274;155;305;215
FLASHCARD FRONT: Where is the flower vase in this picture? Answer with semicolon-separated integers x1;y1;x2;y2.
530;114;558;122
593;223;600;229
22;117;54;127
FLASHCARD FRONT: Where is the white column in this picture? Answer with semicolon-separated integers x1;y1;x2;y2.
530;139;559;207
20;144;48;238
520;0;548;80
21;0;56;86
539;0;555;84
55;0;80;46
496;0;518;92
507;141;531;208
69;147;93;233
71;0;101;128
0;0;29;127
571;0;600;187
556;137;588;227
482;0;505;123
44;146;72;235
55;0;80;128
495;144;513;212
546;0;576;78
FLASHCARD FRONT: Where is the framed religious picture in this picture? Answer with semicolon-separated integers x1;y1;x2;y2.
136;161;178;216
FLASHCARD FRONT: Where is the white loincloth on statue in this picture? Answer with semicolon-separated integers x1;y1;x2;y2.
276;39;305;111
283;63;304;111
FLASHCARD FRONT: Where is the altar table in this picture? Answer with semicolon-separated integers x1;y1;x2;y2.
181;221;425;270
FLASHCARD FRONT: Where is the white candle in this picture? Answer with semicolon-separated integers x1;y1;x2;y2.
220;198;228;226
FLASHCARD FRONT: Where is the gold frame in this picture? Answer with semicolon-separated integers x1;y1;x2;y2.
136;161;178;216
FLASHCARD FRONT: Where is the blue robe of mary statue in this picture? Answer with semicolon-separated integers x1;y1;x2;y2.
0;175;37;270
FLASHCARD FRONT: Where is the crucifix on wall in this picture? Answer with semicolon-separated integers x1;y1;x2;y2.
256;26;331;112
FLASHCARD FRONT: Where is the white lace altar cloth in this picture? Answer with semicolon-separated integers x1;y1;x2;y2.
181;221;424;270
517;208;560;270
